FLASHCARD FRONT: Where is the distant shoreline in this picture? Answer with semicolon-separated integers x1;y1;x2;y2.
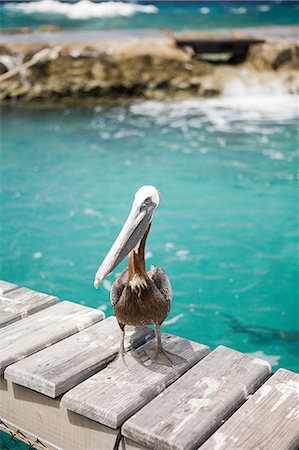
1;25;298;43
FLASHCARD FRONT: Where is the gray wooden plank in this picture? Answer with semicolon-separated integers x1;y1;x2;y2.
122;345;271;450
62;335;210;429
5;316;154;398
0;301;104;374
200;368;299;450
0;280;18;295
0;287;59;328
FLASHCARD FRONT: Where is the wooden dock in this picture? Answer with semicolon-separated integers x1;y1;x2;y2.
0;279;298;450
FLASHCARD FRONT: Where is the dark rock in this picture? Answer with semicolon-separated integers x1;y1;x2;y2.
0;63;7;75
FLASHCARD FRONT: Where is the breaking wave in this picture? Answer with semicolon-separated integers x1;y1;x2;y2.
130;95;298;124
7;0;158;20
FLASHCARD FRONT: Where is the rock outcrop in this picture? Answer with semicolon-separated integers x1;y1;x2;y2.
0;28;298;105
247;41;299;71
0;37;222;104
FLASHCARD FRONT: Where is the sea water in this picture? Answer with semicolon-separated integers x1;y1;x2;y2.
1;3;298;449
1;0;298;31
1;93;298;375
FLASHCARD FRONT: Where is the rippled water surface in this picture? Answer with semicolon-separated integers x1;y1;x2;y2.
2;0;298;31
1;95;298;373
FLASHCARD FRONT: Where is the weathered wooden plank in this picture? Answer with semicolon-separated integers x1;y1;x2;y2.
200;368;299;450
0;280;18;295
122;346;271;450
0;301;104;374
0;287;59;328
62;335;210;429
5;316;154;398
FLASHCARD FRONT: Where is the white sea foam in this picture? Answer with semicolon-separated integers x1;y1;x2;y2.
102;279;112;292
145;251;153;260
199;7;210;14
131;94;298;126
33;251;43;259
7;0;158;19
83;207;102;218
131;65;298;124
165;242;175;251
97;304;107;311
222;72;292;97
262;149;285;161
248;350;281;367
229;6;247;14
176;249;189;260
164;313;184;326
257;5;271;12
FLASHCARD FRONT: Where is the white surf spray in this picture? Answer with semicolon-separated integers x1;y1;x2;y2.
130;95;298;129
7;0;158;20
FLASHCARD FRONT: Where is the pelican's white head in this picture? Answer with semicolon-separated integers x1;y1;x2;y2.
94;185;160;288
133;185;160;209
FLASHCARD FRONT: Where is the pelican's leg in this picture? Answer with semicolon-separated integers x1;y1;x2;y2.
118;322;131;370
153;323;174;367
155;324;165;354
119;323;126;356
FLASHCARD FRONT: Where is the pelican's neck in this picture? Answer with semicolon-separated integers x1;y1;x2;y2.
128;224;151;288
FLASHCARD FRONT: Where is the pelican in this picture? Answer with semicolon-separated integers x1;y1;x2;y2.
94;185;173;365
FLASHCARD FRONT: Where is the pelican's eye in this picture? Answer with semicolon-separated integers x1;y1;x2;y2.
140;196;152;210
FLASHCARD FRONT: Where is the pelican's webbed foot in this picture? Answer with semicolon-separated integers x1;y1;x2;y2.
145;346;186;367
145;323;187;367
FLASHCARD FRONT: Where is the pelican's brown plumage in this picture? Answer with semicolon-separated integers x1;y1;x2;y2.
94;186;173;365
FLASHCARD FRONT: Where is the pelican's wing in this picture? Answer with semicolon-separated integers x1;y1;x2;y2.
110;267;128;307
148;266;173;303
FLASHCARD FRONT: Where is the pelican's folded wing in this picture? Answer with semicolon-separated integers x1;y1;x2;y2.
110;267;128;307
148;266;173;303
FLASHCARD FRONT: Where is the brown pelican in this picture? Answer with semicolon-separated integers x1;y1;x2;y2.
94;186;173;365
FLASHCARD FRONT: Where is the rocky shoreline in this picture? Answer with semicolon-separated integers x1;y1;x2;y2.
0;27;298;105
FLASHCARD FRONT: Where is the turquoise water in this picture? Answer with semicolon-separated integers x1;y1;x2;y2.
1;1;298;31
1;95;298;376
1;3;298;447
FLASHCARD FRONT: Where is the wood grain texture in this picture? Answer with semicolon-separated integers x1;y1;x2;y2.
5;316;154;398
200;368;299;450
0;301;104;375
62;334;210;429
0;280;18;295
122;345;271;450
0;287;59;328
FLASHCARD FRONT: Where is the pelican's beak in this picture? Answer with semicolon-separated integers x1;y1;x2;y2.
94;201;157;288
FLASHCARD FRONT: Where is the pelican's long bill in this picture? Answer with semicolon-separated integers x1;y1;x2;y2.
94;186;160;288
